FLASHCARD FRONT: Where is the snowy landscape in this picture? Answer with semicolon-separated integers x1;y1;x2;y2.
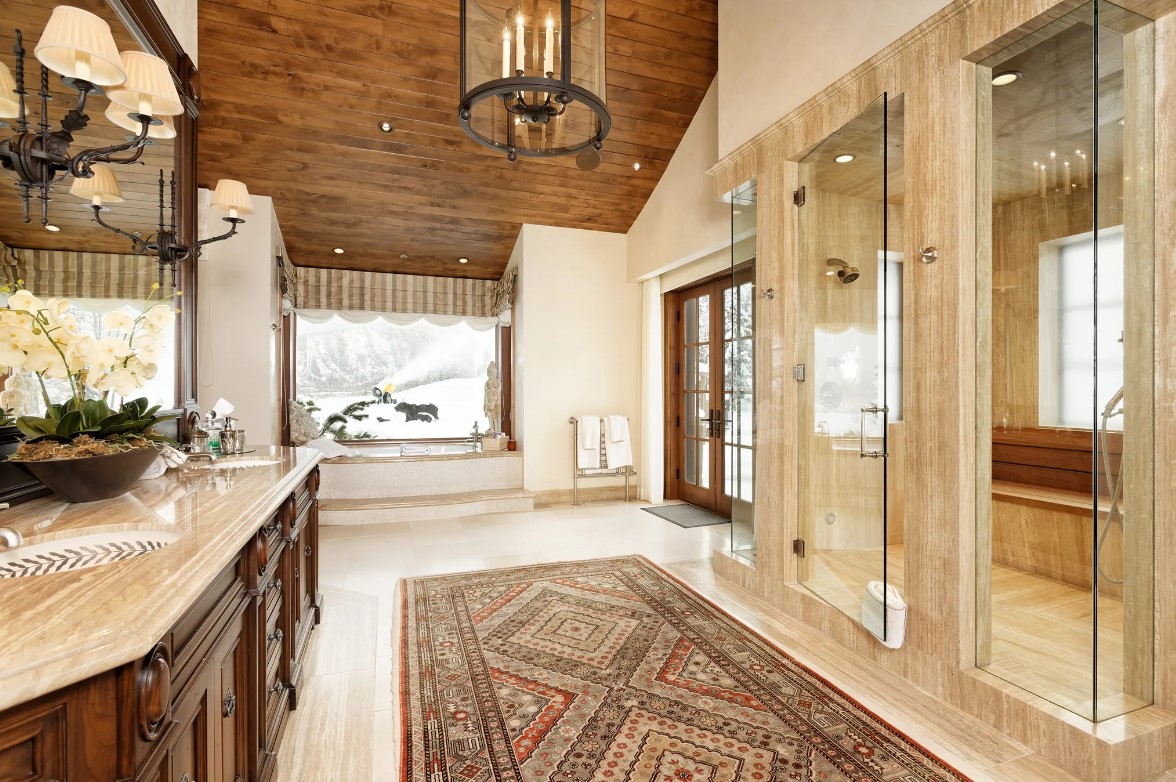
296;314;494;440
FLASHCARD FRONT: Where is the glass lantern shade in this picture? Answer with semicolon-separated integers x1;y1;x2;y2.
459;0;609;160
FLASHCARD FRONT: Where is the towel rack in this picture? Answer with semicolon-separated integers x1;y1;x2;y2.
569;416;635;506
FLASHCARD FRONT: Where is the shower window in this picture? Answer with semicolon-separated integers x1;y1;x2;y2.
975;0;1154;722
295;312;498;440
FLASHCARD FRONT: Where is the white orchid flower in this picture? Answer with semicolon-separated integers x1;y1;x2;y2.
104;310;136;332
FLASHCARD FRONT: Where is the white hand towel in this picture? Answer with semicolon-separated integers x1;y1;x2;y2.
577;419;601;471
603;416;633;469
607;415;629;443
579;416;600;450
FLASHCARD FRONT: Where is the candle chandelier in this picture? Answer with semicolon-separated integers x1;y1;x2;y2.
71;164;254;288
0;6;182;227
458;0;610;166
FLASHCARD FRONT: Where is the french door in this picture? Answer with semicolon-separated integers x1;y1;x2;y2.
667;269;753;515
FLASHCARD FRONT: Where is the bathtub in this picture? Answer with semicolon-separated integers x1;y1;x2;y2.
317;441;527;524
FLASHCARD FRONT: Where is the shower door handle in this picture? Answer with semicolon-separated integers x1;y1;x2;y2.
859;404;889;459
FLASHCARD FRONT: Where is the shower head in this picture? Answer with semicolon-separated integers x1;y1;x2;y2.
825;258;861;284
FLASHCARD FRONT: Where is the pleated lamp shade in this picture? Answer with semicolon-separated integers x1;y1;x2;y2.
34;6;125;86
211;180;254;217
69;163;125;205
106;50;184;117
105;101;177;139
0;62;18;118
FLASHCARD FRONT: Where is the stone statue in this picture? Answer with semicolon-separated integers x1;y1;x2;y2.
483;361;503;434
0;370;37;419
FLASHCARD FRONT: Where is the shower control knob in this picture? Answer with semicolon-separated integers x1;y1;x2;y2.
918;246;939;264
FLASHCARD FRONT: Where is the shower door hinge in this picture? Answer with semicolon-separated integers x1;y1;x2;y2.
793;538;806;558
793;364;806;382
793;186;806;206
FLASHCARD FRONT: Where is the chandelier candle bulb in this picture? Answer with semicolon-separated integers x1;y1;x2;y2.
516;14;525;73
502;26;511;79
544;14;554;75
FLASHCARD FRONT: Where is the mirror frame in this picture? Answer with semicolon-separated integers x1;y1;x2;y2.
0;0;200;505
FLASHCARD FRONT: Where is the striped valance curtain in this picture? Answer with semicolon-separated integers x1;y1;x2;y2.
1;241;157;300
295;266;514;319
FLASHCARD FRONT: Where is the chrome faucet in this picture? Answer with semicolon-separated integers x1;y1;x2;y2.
0;528;21;549
469;421;483;452
0;503;21;550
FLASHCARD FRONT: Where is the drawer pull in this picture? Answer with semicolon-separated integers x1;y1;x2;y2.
268;682;284;696
180;774;192;782
304;544;312;557
267;628;284;644
264;518;280;535
267;578;283;593
223;688;237;718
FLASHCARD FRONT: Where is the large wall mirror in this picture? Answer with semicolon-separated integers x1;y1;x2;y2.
0;0;198;502
975;0;1155;721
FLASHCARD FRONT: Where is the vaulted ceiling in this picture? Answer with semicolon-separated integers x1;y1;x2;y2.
197;0;717;279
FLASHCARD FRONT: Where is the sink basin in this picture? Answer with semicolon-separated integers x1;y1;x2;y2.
202;459;280;470
0;531;180;579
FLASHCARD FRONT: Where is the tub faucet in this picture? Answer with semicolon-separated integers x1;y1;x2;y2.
470;421;483;451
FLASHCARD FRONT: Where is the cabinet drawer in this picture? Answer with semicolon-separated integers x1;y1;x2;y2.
0;703;65;782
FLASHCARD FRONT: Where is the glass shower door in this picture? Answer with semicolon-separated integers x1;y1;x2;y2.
796;95;898;636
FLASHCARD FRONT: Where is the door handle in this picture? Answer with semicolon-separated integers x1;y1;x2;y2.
859;405;889;459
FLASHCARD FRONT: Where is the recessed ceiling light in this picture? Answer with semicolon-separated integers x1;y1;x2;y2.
834;154;855;164
45;224;61;232
458;257;469;264
333;247;345;254
399;253;408;259
991;70;1022;86
378;121;393;133
632;162;642;171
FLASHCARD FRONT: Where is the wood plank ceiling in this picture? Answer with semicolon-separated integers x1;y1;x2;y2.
0;0;174;254
197;0;717;279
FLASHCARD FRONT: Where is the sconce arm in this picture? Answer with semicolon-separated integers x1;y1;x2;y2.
187;217;245;260
69;117;152;179
90;205;151;253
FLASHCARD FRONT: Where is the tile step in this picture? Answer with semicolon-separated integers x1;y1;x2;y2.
320;489;536;526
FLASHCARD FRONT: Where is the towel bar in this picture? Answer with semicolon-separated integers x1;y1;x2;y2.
568;416;635;506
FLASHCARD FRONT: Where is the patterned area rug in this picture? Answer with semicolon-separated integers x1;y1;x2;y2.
399;556;970;782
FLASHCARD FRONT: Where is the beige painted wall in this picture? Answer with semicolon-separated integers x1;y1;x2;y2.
510;225;639;492
627;82;729;283
718;0;951;157
197;191;282;443
154;0;199;65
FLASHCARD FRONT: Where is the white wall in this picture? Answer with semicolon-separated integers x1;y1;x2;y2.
718;0;951;156
154;0;199;65
197;191;282;443
510;225;639;492
627;81;729;283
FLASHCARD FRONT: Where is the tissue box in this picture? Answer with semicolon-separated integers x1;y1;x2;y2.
483;435;508;451
862;580;907;649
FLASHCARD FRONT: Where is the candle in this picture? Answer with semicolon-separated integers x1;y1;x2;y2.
1063;160;1071;191
516;13;525;74
502;26;511;79
1049;150;1057;190
544;14;554;76
1038;163;1046;197
1078;151;1088;187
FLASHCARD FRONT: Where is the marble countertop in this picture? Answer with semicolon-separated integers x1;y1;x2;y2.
0;445;321;712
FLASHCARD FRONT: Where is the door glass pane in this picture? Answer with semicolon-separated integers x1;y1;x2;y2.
976;0;1154;722
796;94;902;638
684;438;697;485
698;294;710;342
684;346;698;390
697;345;710;389
684;297;698;343
684;393;698;436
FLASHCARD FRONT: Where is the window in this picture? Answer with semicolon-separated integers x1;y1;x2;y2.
295;312;497;440
1038;229;1124;430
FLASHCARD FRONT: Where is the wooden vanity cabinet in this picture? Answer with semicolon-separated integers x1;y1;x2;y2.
0;467;322;782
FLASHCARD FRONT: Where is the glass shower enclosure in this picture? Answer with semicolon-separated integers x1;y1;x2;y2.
975;0;1155;721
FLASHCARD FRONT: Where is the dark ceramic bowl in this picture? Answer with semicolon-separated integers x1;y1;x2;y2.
17;446;161;503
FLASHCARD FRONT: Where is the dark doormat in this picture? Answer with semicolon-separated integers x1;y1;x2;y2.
641;503;730;529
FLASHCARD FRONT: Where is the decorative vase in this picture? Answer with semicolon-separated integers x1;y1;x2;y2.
17;446;161;503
